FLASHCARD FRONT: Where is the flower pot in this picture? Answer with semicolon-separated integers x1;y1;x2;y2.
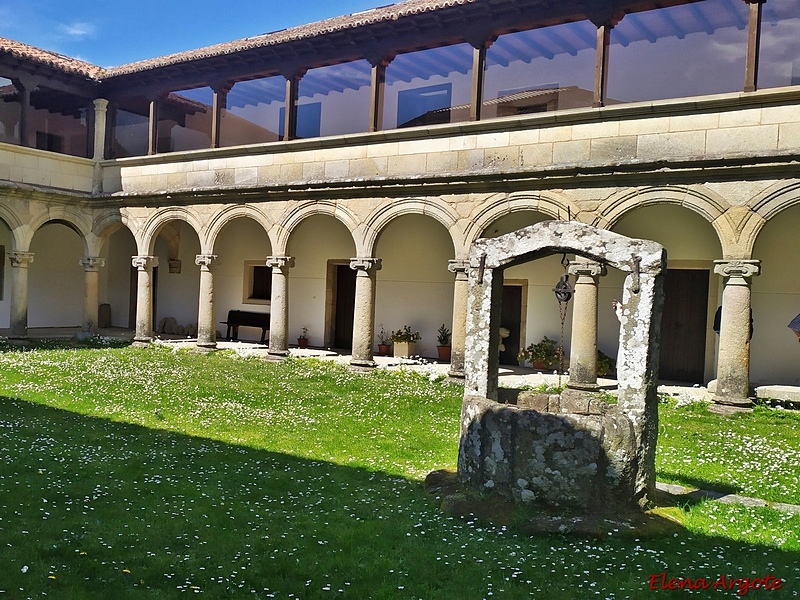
436;345;451;362
377;343;391;356
393;341;416;358
297;337;308;349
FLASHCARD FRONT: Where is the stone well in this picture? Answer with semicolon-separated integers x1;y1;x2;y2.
458;221;666;511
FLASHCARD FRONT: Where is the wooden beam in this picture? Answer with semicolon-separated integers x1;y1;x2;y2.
368;60;387;133
470;43;488;122
744;0;763;93
593;23;612;108
283;74;300;141
211;85;231;148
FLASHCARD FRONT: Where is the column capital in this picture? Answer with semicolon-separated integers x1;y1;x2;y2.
714;259;761;280
568;260;607;278
195;254;219;269
93;98;109;113
8;251;34;268
132;255;159;270
350;257;382;273
448;259;470;274
266;256;295;270
80;256;105;271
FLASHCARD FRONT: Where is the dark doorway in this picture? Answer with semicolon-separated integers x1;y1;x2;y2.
333;264;356;350
499;284;523;366
659;269;709;383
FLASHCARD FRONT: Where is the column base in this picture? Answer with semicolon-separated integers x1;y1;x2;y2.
132;338;152;348
709;401;753;415
349;359;376;371
75;330;96;341
266;351;289;361
194;343;218;353
567;381;600;392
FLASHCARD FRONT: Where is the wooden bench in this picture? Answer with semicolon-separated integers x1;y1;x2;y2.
220;310;270;343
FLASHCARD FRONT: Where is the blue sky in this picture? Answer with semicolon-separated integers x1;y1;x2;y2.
0;0;392;67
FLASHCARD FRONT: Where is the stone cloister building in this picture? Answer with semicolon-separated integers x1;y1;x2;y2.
1;0;799;403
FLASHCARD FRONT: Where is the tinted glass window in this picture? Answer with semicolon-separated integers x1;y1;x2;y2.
759;0;800;88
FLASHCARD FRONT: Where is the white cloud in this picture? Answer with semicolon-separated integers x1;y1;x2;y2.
60;21;96;38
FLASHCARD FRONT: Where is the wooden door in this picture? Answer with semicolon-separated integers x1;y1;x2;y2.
659;269;709;383
333;264;356;350
499;285;523;366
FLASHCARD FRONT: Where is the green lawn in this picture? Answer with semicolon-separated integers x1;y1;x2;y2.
0;342;798;598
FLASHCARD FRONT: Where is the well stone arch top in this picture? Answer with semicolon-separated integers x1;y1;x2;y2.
205;204;276;254
139;208;205;255
275;200;361;256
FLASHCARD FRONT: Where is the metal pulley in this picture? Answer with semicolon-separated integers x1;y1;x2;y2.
553;274;574;303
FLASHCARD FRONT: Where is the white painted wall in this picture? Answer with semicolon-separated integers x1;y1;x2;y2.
101;227;138;328
287;216;356;347
153;222;201;330
213;218;272;339
752;204;800;386
375;214;454;357
0;223;11;328
28;223;84;327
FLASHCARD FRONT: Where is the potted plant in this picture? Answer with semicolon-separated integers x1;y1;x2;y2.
297;326;309;349
518;336;559;370
389;325;421;358
376;324;391;356
436;323;451;362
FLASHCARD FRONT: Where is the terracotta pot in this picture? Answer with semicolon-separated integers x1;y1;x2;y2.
437;345;451;362
377;343;391;356
297;337;308;349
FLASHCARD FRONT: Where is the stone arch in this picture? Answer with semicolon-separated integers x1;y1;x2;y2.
139;207;204;255
0;201;27;250
29;207;93;254
275;200;360;256
463;191;580;248
206;204;276;254
745;180;800;256
363;197;462;256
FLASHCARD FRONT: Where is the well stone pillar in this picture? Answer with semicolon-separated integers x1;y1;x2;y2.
132;256;159;346
8;251;34;339
267;256;294;358
79;257;105;338
349;258;382;369
195;254;219;350
712;259;760;411
567;260;606;390
448;259;469;379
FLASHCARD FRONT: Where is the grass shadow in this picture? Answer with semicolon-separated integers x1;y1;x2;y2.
2;397;798;599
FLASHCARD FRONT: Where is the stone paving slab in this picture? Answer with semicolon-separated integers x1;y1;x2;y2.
656;482;800;515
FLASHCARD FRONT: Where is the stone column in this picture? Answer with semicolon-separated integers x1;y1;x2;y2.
712;259;760;411
267;256;294;358
448;260;469;379
567;260;606;390
91;98;109;194
349;258;382;369
79;257;105;338
8;252;34;339
131;256;159;346
195;254;219;350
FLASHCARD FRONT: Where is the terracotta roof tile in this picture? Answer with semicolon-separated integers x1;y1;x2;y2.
0;36;103;80
104;0;478;77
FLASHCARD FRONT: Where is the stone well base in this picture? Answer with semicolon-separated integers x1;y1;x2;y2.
457;390;639;512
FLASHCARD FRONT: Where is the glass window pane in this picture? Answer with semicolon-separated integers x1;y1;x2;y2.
110;100;149;158
158;86;213;152
298;60;371;137
484;21;596;118
28;87;89;157
384;44;473;129
222;76;285;146
759;0;800;88
0;76;21;145
608;0;749;103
